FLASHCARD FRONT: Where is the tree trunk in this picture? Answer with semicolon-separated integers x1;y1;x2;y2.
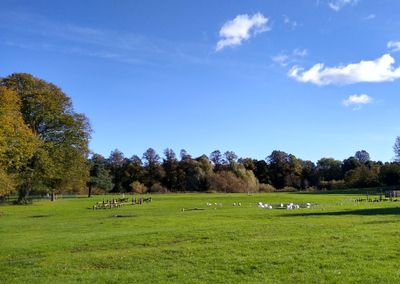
88;184;92;198
51;192;55;201
17;188;30;204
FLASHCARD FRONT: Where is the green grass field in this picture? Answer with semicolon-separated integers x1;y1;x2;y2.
1;192;400;283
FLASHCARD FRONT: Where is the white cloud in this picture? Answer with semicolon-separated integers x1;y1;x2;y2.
328;0;359;11
343;94;373;110
289;54;400;85
387;41;400;52
216;13;269;51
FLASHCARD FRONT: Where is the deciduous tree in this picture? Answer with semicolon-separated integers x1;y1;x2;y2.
355;150;370;164
88;155;113;197
1;73;91;201
142;148;163;187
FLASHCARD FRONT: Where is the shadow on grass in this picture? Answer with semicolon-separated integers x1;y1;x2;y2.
29;215;51;218
109;214;136;218
283;207;400;217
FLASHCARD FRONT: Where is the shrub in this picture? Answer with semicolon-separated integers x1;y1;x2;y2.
90;187;108;195
280;186;298;192
305;186;318;192
150;182;168;193
258;183;276;192
130;181;147;194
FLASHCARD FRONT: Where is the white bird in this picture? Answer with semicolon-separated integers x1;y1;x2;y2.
233;203;237;206
238;203;241;206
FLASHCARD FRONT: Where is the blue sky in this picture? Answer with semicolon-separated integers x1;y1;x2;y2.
1;0;400;162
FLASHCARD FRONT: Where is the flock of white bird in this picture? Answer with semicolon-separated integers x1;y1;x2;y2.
205;202;312;209
258;202;311;209
206;202;223;206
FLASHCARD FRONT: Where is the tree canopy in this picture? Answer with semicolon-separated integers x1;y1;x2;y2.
0;73;91;200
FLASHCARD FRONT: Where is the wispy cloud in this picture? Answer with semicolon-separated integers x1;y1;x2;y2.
216;13;269;51
289;54;400;85
272;54;290;67
293;48;308;57
343;94;373;110
387;41;400;52
0;11;209;66
283;15;298;30
272;48;308;67
328;0;359;11
363;14;376;21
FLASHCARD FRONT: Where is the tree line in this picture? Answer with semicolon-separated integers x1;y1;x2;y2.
87;147;400;195
1;73;400;201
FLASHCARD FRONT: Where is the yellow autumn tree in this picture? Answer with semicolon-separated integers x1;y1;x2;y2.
0;87;39;197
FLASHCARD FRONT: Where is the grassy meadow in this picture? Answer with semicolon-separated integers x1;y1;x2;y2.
1;191;400;283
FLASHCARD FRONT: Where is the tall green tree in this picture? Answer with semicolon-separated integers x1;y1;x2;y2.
162;148;179;191
342;157;361;174
379;163;400;186
210;150;222;170
88;155;113;197
107;149;125;192
142;148;163;187
301;160;318;188
267;151;301;189
254;160;270;185
127;155;145;186
317;158;343;182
